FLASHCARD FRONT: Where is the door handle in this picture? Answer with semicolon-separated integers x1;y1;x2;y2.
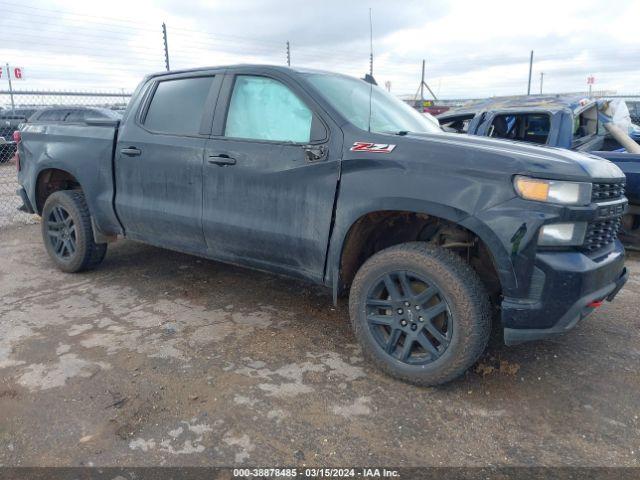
121;147;141;157
208;154;236;166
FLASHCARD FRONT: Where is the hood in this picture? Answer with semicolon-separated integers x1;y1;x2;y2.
404;132;625;181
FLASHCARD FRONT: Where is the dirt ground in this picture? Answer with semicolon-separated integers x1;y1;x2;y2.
0;163;38;228
0;222;638;467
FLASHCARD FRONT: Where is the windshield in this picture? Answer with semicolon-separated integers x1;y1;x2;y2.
305;73;441;135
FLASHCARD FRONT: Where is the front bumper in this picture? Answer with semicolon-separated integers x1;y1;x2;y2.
502;242;628;345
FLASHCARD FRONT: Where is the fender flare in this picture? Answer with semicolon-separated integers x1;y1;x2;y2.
325;198;517;304
33;165;82;213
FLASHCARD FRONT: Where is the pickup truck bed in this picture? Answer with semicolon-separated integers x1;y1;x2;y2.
18;120;122;238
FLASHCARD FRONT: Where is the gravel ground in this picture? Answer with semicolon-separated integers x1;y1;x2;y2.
0;163;38;228
0;222;638;467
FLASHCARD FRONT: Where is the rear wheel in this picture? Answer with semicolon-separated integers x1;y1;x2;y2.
41;190;107;273
349;242;491;386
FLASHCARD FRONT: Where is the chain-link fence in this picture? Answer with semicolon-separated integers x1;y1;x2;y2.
624;100;640;124
0;90;130;227
592;95;640;124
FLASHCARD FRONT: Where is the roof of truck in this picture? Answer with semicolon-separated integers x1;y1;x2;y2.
148;64;339;79
438;94;594;119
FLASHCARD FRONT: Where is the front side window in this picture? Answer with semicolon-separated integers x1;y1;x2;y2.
441;115;474;134
225;76;312;143
144;76;214;135
37;109;69;122
305;73;441;135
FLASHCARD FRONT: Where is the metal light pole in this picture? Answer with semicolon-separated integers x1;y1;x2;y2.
539;72;544;94
5;63;15;114
369;9;374;76
162;23;170;71
527;50;534;95
420;60;425;101
286;41;291;67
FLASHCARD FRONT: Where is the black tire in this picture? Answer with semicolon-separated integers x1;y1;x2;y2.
41;190;107;273
349;242;491;386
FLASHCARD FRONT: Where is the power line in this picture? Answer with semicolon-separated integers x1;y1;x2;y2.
0;1;159;31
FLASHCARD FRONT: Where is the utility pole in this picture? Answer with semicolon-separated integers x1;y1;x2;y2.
5;63;15;114
162;22;170;71
539;72;544;94
527;50;534;95
286;41;291;67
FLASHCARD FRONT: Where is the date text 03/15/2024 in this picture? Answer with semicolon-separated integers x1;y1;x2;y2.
232;467;400;478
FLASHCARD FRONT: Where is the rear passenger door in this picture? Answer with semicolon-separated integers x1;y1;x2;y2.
115;72;222;251
202;70;342;281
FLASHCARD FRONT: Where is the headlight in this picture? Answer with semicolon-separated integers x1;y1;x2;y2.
514;176;592;205
539;222;587;246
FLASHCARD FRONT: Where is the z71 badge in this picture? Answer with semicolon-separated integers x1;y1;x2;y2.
350;142;396;153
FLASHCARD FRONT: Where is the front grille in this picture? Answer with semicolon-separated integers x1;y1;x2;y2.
582;217;622;253
591;182;625;202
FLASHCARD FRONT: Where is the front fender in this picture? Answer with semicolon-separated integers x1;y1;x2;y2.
325;195;518;302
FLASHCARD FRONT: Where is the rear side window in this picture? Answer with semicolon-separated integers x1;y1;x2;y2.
489;113;550;145
65;109;91;122
36;109;69;122
225;75;312;143
144;76;214;135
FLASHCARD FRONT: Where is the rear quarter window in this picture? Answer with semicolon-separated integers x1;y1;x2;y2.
34;109;70;122
489;113;550;145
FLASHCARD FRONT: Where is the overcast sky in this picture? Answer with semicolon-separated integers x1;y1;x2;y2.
1;0;639;99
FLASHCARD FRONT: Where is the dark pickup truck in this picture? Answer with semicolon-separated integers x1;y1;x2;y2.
16;65;628;386
437;96;640;242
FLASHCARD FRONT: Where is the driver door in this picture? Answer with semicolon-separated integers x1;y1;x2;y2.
202;70;343;281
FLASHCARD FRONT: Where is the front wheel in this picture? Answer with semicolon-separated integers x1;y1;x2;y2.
41;190;107;273
349;242;491;386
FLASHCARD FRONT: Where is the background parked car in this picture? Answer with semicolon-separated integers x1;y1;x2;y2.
1;107;122;163
0;108;38;163
437;96;640;246
627;101;640;124
27;107;122;123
